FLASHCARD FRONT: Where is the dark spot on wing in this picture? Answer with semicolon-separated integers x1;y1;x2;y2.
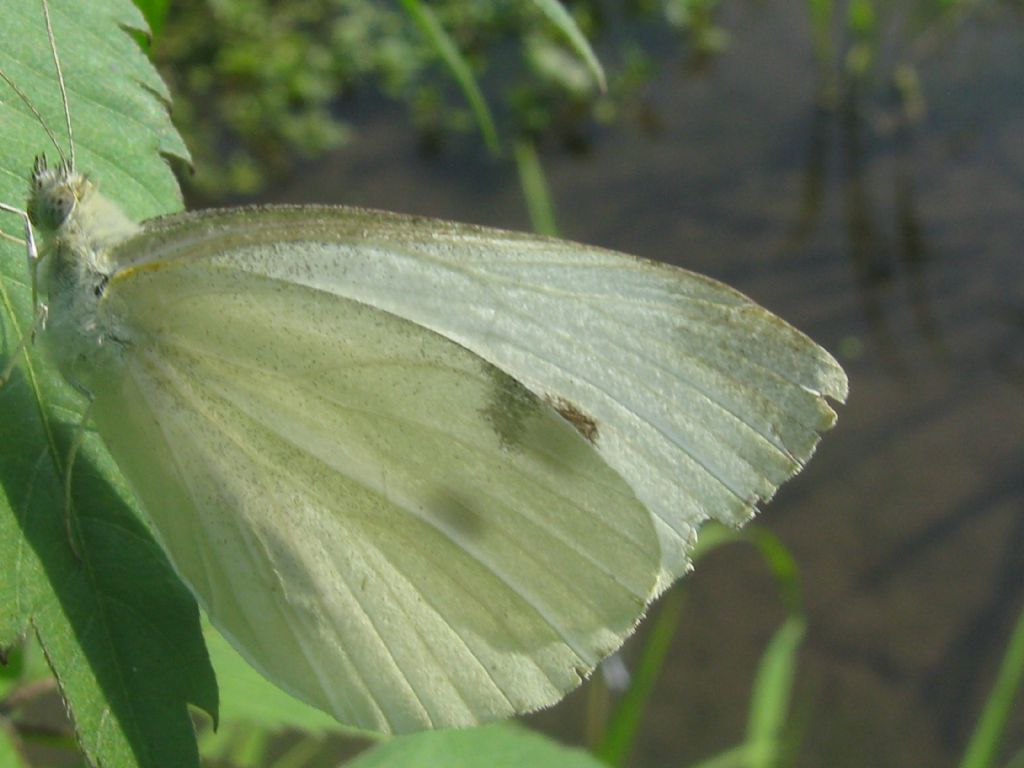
481;366;542;450
426;487;485;539
546;396;599;443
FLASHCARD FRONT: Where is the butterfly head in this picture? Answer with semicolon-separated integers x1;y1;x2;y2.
27;153;93;235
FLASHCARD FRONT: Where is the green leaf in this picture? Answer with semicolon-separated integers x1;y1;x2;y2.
343;723;608;768
0;2;211;768
530;0;606;91
397;0;501;153
130;0;170;37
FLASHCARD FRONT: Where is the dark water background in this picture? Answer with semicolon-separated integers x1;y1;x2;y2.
247;3;1024;766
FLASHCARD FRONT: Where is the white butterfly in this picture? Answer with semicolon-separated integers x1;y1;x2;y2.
1;0;847;734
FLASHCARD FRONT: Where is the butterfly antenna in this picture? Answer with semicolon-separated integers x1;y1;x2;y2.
0;69;68;166
41;0;75;168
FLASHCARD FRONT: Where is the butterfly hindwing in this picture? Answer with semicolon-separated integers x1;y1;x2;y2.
89;252;660;732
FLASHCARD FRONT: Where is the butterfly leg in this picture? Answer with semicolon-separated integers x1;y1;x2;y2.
62;396;95;561
0;202;49;386
0;201;44;312
0;304;48;387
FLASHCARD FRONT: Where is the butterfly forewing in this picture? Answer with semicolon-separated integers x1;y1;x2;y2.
112;206;847;593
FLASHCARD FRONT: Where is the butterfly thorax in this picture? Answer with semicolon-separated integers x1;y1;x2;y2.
28;156;140;383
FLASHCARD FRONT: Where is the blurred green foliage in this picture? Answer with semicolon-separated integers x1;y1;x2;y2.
149;0;1022;201
150;0;710;200
808;0;1023;106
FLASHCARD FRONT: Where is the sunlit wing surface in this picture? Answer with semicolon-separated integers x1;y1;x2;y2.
113;206;848;591
88;250;661;732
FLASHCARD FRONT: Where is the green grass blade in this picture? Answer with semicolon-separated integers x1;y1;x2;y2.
692;524;802;614
397;0;500;153
594;588;686;767
806;0;834;67
514;139;558;236
687;745;754;768
958;605;1024;768
530;0;606;91
742;529;802;614
683;525;807;767
744;616;806;768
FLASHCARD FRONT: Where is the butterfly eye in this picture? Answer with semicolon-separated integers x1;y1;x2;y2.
51;188;75;222
27;184;75;230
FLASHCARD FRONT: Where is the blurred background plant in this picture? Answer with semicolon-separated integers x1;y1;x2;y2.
142;0;640;200
137;0;1021;204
